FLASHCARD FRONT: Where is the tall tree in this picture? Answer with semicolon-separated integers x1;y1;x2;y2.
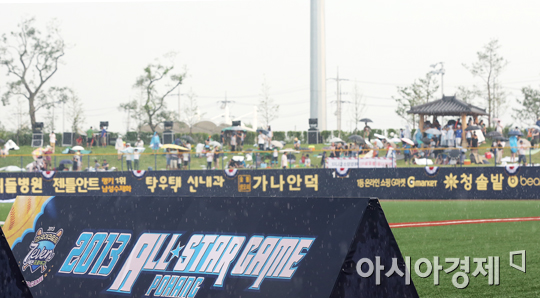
463;39;508;126
0;17;66;129
135;54;185;133
65;89;85;134
257;77;279;128
349;84;365;132
183;89;204;135
513;86;540;125
455;86;481;104
393;72;439;129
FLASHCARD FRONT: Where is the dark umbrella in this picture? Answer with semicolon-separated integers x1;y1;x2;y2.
422;137;432;144
508;130;523;136
486;131;502;138
359;118;373;124
348;135;365;144
493;136;508;141
59;159;73;165
257;129;269;135
180;135;195;143
447;120;456;126
465;125;481;131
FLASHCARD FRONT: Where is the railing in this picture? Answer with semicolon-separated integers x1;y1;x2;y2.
0;144;536;172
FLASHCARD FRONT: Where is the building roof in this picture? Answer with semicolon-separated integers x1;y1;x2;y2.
407;95;488;116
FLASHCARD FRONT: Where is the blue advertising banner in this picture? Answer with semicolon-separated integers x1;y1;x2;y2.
0;165;535;199
6;196;418;298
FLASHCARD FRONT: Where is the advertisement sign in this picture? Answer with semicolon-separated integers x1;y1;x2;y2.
325;157;396;168
5;196;417;298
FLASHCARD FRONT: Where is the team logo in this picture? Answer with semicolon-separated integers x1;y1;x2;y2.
132;170;147;180
335;168;351;178
23;228;63;274
40;171;56;181
223;168;239;179
504;165;520;176
424;166;440;177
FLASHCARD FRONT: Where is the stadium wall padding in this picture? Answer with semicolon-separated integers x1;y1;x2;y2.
0;166;535;200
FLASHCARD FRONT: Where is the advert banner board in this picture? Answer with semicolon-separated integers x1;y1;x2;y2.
0;227;33;298
0;166;537;200
326;157;396;169
5;196;417;298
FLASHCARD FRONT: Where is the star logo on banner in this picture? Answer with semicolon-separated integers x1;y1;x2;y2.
169;243;185;259
444;173;458;191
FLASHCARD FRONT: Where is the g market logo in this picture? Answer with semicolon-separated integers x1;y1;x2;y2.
23;227;63;274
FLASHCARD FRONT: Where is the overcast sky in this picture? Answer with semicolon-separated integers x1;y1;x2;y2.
1;0;539;134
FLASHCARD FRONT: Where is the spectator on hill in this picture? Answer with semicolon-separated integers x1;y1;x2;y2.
305;154;311;167
206;147;214;170
134;149;140;170
518;140;527;166
115;135;125;160
150;132;160;153
86;126;94;148
135;137;144;148
281;152;288;169
49;131;56;149
125;143;133;171
455;125;463;147
100;126;107;147
94;159;101;170
102;159;109;171
258;131;265;150
230;132;237;152
293;137;301;150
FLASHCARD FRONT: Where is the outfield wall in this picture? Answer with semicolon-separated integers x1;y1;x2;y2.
0;166;534;199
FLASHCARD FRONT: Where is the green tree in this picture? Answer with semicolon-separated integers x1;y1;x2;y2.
463;39;508;126
455;86;481;104
0;17;66;129
134;54;185;133
183;89;205;135
513;86;540;124
393;72;439;129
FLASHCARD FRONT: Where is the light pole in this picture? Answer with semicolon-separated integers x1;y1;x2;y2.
328;67;349;131
430;62;445;98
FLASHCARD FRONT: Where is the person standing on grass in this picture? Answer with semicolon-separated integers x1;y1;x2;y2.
206;148;214;170
509;135;518;163
403;143;411;165
135;137;144;148
305;154;311;167
49;131;56;149
150;132;160;153
230;132;237;152
100;126;107;147
134;149;140;170
125;144;133;171
87;126;94;148
281;152;288;169
258;131;265;150
518;140;527;166
115;135;125;160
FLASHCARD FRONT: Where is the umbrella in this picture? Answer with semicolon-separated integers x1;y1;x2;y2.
348;135;364;143
271;140;284;148
209;141;221;147
486;131;502;138
180;135;195;143
359;118;373;124
161;144;189;150
232;156;245;162
364;139;373;148
256;129;269;135
280;148;300;153
329;137;344;143
59;159;73;165
493;136;508;141
465;126;481;131
422;137;432;144
374;133;386;139
425;128;441;135
508;130;523;136
387;141;396;148
528;125;540;131
390;137;402;143
223;126;248;132
401;138;414;145
0;166;25;172
72;146;85;151
371;139;383;148
520;138;532;148
447;120;456;126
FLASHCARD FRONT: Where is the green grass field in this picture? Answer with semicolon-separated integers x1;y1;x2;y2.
0;199;538;297
381;200;540;297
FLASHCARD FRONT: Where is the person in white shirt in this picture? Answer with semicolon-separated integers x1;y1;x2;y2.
281;152;288;169
115;136;125;160
305;154;311;167
230;132;237;151
135;137;144;148
125;144;133;170
49;132;56;149
258;131;265;150
183;142;191;170
496;120;503;134
134;149;140;170
206;149;214;170
447;126;455;148
272;148;278;166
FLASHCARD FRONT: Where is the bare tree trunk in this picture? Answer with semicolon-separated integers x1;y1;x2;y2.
28;95;36;129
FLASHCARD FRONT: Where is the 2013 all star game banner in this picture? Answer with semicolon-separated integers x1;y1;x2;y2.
4;196;417;297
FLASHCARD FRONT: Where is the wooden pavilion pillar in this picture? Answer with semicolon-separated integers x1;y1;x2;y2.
419;114;425;134
461;113;467;145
